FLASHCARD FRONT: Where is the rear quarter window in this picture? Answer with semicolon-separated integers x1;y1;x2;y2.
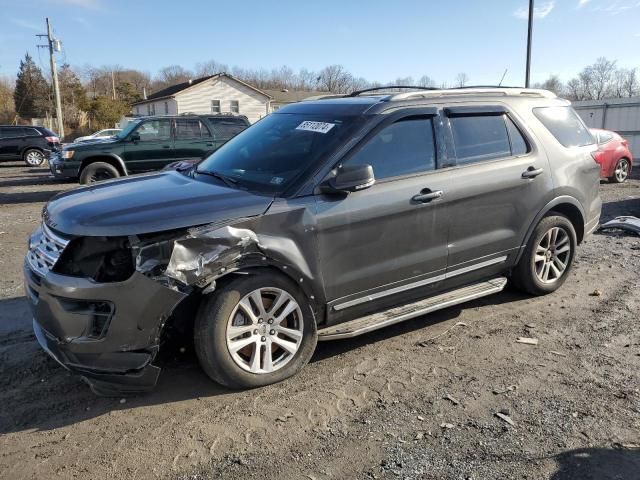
533;106;594;148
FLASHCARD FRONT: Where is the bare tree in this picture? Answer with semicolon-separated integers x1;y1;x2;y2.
195;60;229;77
154;65;193;90
455;72;469;87
582;57;616;100
417;75;436;88
317;65;353;93
537;75;564;96
612;68;638;98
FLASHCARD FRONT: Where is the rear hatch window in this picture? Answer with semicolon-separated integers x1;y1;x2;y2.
533;106;594;148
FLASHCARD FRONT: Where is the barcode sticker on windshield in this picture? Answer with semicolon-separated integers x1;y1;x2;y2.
296;121;335;134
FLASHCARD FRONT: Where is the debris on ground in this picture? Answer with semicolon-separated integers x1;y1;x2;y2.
495;412;515;426
440;423;454;429
443;394;460;405
590;289;602;297
599;216;640;235
492;385;517;395
550;351;567;357
516;337;539;345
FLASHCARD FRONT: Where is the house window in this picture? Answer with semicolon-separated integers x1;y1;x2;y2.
147;104;151;116
164;101;169;114
211;100;221;114
230;100;239;113
151;103;156;115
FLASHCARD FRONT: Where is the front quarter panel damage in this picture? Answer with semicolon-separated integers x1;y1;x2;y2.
132;197;324;316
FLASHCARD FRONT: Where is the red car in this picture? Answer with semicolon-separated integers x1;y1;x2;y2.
591;128;633;183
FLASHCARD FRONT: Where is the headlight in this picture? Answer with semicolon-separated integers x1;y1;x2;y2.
61;150;75;159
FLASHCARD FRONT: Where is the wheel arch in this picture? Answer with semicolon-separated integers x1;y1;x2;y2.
516;196;586;264
79;154;128;177
21;146;44;158
158;264;323;354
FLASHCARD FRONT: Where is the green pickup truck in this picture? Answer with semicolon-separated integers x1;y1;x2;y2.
49;114;250;183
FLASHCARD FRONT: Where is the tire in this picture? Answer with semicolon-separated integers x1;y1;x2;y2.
511;214;577;296
23;148;45;167
194;271;317;389
609;157;630;183
79;161;120;184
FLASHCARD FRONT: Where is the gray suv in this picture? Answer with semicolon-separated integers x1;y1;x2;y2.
24;87;601;395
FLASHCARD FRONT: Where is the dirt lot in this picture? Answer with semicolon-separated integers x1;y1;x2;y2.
0;161;639;480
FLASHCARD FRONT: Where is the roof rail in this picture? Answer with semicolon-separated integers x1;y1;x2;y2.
348;86;439;97
389;86;556;101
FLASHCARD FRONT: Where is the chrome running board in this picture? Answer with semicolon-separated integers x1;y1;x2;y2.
317;277;507;341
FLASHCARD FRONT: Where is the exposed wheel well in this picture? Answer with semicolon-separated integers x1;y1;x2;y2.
549;204;584;244
157;265;320;355
80;156;126;176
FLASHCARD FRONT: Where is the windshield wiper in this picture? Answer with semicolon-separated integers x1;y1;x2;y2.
195;169;238;188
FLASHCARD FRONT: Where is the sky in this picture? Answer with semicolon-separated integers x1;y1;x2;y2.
0;0;639;87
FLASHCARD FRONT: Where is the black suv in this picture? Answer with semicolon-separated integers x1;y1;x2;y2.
48;114;250;183
26;87;602;395
0;125;60;166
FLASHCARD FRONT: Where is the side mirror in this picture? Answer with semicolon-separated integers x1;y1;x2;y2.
129;132;140;143
326;164;375;193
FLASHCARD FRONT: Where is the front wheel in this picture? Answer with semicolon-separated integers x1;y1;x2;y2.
610;158;630;183
511;214;577;296
79;161;120;184
194;272;317;389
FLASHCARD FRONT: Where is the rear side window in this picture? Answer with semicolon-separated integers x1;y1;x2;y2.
505;117;529;155
24;128;41;137
533;106;594;147
209;118;248;139
344;117;436;180
450;115;511;164
175;118;202;139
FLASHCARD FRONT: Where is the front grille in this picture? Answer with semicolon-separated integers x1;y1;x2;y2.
27;224;70;277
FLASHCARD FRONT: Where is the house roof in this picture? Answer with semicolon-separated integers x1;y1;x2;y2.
262;88;329;104
131;73;271;105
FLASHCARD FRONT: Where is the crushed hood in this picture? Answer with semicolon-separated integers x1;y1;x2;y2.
44;171;273;236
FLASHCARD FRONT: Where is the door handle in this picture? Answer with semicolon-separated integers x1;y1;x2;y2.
205;142;214;147
162;145;171;149
412;189;443;203
522;166;544;179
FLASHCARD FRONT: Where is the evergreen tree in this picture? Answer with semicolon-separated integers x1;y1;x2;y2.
13;53;50;118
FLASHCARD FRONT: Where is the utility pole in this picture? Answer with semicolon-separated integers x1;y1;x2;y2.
525;0;534;88
111;70;116;100
37;18;64;138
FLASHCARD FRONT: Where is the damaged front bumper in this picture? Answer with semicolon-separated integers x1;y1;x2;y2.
24;262;187;395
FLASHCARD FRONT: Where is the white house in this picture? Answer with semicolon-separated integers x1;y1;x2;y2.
131;73;325;124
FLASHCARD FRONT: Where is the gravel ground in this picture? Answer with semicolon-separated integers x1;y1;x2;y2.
0;161;639;480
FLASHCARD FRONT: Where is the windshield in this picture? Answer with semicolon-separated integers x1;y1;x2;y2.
197;113;363;194
115;119;142;139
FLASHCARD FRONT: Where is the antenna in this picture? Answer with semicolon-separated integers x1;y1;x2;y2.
498;69;508;87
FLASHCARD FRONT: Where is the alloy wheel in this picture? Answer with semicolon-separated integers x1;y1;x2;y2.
533;226;571;284
615;159;629;182
25;150;44;166
226;287;303;374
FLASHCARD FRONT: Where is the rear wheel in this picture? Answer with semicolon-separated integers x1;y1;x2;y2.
512;214;577;296
194;272;317;389
610;158;630;183
23;149;45;167
79;161;120;184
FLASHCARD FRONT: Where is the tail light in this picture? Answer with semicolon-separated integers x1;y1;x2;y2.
45;136;60;143
621;139;629;147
